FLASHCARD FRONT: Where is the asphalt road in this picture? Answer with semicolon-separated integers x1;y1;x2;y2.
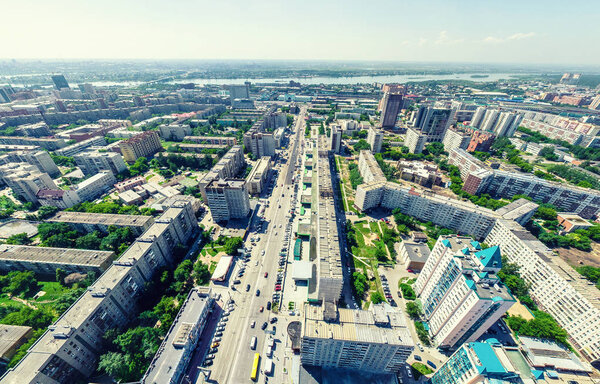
205;111;305;384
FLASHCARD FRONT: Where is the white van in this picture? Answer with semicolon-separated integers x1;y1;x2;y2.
250;336;257;350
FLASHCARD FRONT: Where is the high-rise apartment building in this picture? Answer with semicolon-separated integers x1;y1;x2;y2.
198;145;246;201
243;130;276;157
119;131;162;163
469;107;522;137
51;74;70;90
589;94;600;111
74;151;127;176
430;339;523;384
329;125;342;153
205;178;250;222
48;211;154;236
228;83;250;100
366;127;384;153
379;84;404;128
74;172;117;202
414;236;514;348
405;127;427;154
413;106;453;142
358;150;386;183
485;219;600;365
442;128;471;153
301;303;414;373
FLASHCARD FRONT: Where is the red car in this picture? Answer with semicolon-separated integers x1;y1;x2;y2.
275;285;282;291
407;269;414;273
265;272;268;278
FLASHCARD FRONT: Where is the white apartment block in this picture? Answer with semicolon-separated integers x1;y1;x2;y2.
355;182;498;240
74;151;127;176
442;128;470;153
358;150;386;183
158;124;192;141
485;219;600;365
367;127;383;153
301;303;414;373
55;136;107;157
469;107;522;137
0;150;60;178
414;236;515;348
246;156;271;195
75;171;117;202
405;127;427;154
0;163;57;203
205;178;250;222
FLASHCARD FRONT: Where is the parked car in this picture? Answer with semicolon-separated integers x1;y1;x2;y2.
261;322;268;330
259;306;264;312
256;289;261;296
251;321;256;328
246;284;251;292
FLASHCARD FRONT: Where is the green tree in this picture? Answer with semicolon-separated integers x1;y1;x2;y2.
406;301;421;319
98;352;131;381
129;157;149;177
76;232;102;250
193;262;211;285
5;233;31;245
370;291;385;304
55;268;67;285
353;139;371;152
36;205;58;220
174;260;193;282
2;271;39;298
224;237;243;255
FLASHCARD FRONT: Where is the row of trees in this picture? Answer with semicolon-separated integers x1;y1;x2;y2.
67;199;155;216
38;222;135;254
518;126;600;161
546;164;600;190
347;162;363;189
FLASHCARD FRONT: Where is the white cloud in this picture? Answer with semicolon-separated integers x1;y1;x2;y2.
484;32;536;43
417;38;428;46
508;32;536;40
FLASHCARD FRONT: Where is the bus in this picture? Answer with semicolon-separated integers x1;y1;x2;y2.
250;353;260;381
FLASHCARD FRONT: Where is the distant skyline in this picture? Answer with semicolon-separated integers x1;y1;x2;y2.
2;0;599;66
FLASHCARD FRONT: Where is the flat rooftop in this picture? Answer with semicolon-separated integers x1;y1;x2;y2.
303;304;413;347
142;288;213;384
0;324;32;358
49;211;154;228
0;244;114;268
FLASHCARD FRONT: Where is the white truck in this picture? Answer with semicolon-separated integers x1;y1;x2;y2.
263;358;273;376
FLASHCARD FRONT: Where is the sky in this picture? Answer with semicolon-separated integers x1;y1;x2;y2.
1;0;599;66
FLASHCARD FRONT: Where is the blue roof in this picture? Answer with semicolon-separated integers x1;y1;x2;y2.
532;370;544;379
470;342;507;375
475;246;502;268
470;240;482;250
465;279;477;290
461;247;470;255
442;239;452;248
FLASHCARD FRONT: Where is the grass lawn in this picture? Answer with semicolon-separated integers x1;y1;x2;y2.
209;261;218;274
369;221;382;237
35;281;68;302
0;295;25;309
411;362;433;379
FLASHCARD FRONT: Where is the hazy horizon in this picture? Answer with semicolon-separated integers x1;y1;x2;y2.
2;0;599;66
